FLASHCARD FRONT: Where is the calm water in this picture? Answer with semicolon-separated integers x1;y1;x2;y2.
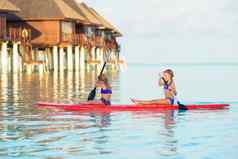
0;64;238;159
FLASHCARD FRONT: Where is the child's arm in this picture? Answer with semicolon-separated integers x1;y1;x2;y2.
169;82;177;95
159;75;168;86
159;78;164;86
96;81;103;87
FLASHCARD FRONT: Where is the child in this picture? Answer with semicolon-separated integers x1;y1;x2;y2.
84;74;112;105
96;74;112;105
131;69;177;105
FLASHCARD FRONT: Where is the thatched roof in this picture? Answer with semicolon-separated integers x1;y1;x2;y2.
61;0;90;24
89;8;122;37
0;0;20;12
78;2;103;26
7;0;86;22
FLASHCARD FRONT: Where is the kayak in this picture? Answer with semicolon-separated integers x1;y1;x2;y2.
36;102;229;112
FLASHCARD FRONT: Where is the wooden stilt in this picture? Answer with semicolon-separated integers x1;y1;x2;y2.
53;46;58;72
75;46;80;71
59;47;65;72
80;47;85;71
100;48;104;65
90;47;96;72
26;64;33;74
67;45;73;71
95;48;100;73
12;42;19;73
1;42;8;73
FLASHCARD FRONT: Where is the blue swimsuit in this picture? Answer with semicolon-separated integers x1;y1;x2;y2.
100;88;112;105
163;82;176;105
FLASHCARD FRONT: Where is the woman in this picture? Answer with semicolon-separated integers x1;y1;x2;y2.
131;69;177;105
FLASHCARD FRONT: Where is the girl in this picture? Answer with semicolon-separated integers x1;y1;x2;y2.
72;74;112;105
131;69;177;105
96;74;112;105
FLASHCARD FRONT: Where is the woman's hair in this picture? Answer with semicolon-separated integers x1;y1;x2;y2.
164;69;174;79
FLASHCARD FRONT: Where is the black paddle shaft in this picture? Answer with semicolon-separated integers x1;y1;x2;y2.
99;62;107;77
87;62;107;101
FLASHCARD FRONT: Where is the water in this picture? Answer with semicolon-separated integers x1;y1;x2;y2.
0;64;238;159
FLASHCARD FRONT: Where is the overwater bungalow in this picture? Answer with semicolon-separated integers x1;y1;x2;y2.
88;7;123;65
77;2;122;66
61;0;104;66
0;0;25;73
3;0;122;74
61;1;122;65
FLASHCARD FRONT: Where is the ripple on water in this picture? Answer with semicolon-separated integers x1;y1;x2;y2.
0;66;238;159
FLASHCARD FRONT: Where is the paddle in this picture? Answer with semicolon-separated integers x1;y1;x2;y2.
87;62;107;101
177;101;188;110
161;77;188;110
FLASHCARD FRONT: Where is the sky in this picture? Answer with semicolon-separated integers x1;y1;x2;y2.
81;0;238;64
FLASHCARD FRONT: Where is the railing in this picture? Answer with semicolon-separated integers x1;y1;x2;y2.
61;33;117;50
61;33;90;46
8;27;31;42
105;38;117;49
61;33;73;43
79;33;88;46
95;36;105;47
75;33;91;47
73;34;80;44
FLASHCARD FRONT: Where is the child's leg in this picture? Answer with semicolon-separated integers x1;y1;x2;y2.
81;100;102;105
131;98;158;104
131;98;170;105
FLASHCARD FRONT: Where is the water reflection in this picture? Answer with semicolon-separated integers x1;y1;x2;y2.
0;70;192;158
79;71;86;98
90;113;111;128
159;110;177;157
0;64;236;159
131;111;178;157
0;70;120;158
0;69;120;103
0;74;8;106
89;113;112;155
53;71;59;101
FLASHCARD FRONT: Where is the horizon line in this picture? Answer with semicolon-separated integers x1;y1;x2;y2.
127;62;238;66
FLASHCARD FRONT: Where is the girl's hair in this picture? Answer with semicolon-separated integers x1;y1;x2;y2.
164;69;174;79
98;74;110;88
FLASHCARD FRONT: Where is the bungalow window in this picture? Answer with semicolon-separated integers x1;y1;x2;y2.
84;26;95;38
105;32;112;40
95;30;105;37
102;31;106;38
0;15;7;39
95;30;101;36
102;31;105;38
75;23;84;34
61;21;73;41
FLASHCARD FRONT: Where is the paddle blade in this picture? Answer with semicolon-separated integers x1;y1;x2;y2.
88;87;96;101
177;101;188;110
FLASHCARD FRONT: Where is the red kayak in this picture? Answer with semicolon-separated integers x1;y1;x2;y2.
36;102;229;112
